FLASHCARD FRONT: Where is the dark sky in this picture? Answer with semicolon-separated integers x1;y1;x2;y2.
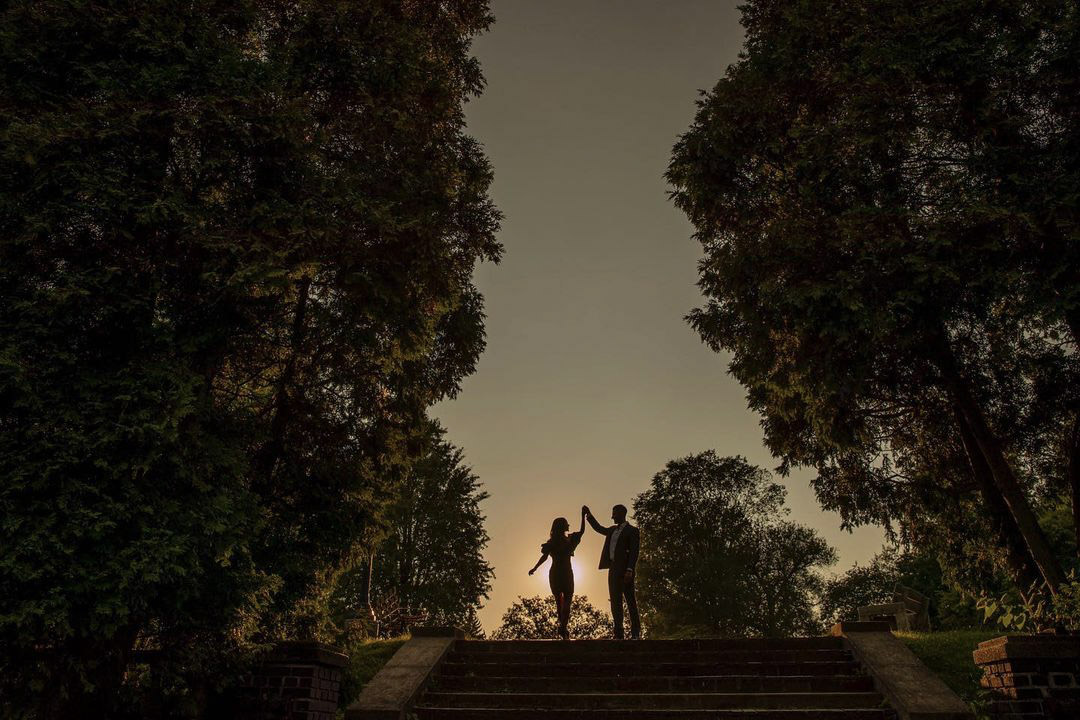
434;0;885;632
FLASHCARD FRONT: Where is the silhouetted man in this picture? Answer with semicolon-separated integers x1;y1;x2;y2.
583;503;640;639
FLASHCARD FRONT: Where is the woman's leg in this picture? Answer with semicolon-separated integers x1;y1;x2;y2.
553;591;567;638
552;591;570;634
561;591;574;638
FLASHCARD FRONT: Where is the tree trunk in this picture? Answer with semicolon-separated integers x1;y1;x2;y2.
934;335;1065;593
366;550;379;631
955;410;1043;595
253;275;311;484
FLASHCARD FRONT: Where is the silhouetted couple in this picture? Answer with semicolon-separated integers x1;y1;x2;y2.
528;504;640;640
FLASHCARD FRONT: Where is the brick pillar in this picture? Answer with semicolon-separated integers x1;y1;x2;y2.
237;641;348;720
974;635;1080;720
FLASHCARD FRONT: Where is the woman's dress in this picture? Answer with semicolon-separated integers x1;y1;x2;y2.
542;531;582;596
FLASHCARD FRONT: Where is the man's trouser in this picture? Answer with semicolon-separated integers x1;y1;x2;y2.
608;568;640;639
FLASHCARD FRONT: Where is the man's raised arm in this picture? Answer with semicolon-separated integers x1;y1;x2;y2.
583;506;611;535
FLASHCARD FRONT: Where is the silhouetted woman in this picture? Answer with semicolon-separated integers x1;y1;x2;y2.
528;508;586;639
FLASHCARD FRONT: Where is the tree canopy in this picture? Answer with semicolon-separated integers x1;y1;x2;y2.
0;1;499;717
668;0;1080;600
633;452;836;638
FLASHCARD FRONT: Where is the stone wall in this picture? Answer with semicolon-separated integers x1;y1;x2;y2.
974;635;1080;720
236;641;348;720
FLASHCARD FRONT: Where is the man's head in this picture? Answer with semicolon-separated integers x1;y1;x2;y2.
611;504;628;523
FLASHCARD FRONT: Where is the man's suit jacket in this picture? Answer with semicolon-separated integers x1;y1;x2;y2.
587;515;640;572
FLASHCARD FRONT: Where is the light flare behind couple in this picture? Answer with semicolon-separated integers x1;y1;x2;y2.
528;503;640;640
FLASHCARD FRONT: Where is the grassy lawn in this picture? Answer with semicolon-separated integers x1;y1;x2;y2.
895;629;1000;713
337;636;408;716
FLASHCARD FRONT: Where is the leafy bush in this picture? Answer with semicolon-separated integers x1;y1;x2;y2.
492;596;612;640
977;572;1080;632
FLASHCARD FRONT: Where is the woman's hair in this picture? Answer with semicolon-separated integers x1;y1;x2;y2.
549;516;570;539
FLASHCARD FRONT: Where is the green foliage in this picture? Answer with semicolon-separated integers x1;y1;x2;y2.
336;636;408;714
0;1;500;716
1037;499;1080;573
633;452;836;638
896;630;999;715
667;0;1080;600
977;571;1080;632
333;421;494;632
492;595;612;641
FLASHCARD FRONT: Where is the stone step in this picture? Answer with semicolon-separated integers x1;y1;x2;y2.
437;660;864;677
459;638;844;653
432;674;875;694
415;708;891;720
420;692;884;710
446;649;853;664
416;690;881;712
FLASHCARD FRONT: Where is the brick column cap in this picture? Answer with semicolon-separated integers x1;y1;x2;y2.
410;626;464;639
830;620;893;634
974;634;1080;665
267;641;348;668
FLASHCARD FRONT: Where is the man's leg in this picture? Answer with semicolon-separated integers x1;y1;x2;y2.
607;570;624;639
623;576;640;639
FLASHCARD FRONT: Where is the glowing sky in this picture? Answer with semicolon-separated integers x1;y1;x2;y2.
433;0;887;633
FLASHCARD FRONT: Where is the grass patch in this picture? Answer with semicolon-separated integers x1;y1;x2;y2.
895;629;1000;713
337;636;408;715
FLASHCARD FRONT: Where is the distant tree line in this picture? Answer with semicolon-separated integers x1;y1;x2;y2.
0;2;498;718
668;0;1080;617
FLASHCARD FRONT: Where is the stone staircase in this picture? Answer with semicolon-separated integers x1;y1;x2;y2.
413;636;895;719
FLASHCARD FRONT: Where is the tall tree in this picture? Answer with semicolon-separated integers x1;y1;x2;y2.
633;452;836;638
492;595;612;641
0;2;500;717
667;0;1080;596
742;522;837;637
335;421;494;631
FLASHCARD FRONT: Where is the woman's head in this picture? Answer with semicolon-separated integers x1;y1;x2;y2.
550;516;570;538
